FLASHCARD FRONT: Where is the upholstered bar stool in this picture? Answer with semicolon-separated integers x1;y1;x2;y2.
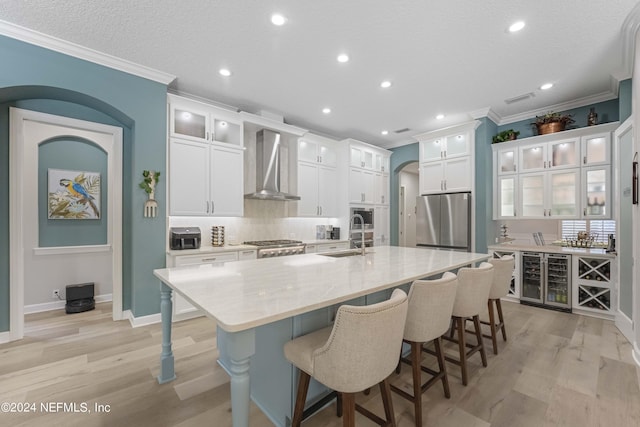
391;272;458;427
284;289;409;427
442;262;494;386
481;255;515;354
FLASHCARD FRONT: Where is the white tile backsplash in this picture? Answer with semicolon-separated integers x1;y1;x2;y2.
169;200;345;247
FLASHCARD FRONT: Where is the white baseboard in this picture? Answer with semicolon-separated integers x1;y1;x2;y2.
24;294;112;314
124;309;162;328
615;310;634;343
0;331;10;344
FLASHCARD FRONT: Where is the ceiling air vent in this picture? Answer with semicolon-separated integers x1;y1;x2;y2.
504;92;535;104
394;128;410;134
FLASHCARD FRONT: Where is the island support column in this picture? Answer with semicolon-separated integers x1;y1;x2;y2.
157;282;176;384
218;327;256;427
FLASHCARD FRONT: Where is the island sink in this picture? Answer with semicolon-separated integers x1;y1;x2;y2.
319;249;371;258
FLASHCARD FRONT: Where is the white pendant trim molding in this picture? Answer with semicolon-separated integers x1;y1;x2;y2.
0;19;176;85
124;310;162;328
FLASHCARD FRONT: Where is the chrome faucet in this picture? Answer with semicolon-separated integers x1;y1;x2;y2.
350;213;366;256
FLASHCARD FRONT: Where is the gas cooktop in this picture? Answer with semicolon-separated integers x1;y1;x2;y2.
243;239;303;248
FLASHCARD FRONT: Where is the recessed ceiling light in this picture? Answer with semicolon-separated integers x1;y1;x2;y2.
540;83;554;90
381;130;389;135
380;80;392;88
219;68;232;77
337;53;349;63
436;114;445;120
271;14;287;26
509;21;525;32
322;107;331;114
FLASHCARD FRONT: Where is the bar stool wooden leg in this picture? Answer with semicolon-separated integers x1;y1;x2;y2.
434;336;450;398
496;299;507;341
292;371;311;427
487;299;498;355
410;341;422;427
380;378;396;427
456;317;468;386
336;392;343;417
473;315;488;367
342;392;356;427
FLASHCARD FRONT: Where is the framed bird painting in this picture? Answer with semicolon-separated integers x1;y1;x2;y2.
48;169;101;219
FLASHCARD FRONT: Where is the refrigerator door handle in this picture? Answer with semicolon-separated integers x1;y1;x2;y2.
542;258;547;303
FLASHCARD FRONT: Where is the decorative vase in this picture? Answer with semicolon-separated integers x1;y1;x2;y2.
537;122;565;135
587;108;598;126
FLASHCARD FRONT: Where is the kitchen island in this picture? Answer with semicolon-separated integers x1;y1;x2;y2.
154;246;490;427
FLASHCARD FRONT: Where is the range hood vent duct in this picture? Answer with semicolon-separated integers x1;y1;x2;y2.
244;129;300;201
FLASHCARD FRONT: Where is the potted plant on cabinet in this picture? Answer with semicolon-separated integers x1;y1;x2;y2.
492;129;520;143
531;111;575;135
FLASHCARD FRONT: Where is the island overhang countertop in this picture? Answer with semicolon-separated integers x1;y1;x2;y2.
153;246;491;332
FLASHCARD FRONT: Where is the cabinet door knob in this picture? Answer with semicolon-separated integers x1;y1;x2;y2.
206;201;209;213
583;156;587;165
584;207;587;216
211;201;214;214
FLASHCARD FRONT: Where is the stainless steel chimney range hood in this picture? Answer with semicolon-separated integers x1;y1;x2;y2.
244;129;300;201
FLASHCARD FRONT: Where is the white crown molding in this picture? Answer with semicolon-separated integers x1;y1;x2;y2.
239;111;308;136
412;120;482;142
620;2;640;79
0;20;176;85
470;107;500;125
498;90;618;126
378;137;418;150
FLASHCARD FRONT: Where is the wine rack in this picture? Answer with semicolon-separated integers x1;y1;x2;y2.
492;250;520;299
572;255;614;318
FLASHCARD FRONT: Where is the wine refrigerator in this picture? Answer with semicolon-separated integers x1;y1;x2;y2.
520;252;571;311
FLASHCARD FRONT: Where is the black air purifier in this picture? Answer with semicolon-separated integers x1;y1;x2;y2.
65;282;95;314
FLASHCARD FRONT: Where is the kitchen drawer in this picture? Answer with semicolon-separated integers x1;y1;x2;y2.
238;249;257;260
316;242;350;253
174;251;239;266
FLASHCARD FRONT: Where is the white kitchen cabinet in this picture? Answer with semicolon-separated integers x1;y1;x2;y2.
519;137;579;173
492;122;617;221
420;132;470;163
374;205;390;246
374;153;390;173
168;94;243;146
496;175;518;219
519;169;580;219
374;172;389;205
491;249;521;300
296;135;339;217
572;255;615;319
350;145;374;169
582;165;611;218
169;138;244;217
349;168;375;204
419;157;471;194
496;146;518;175
581;132;611;166
298;136;338;167
315;242;350;253
298;162;338;216
238;249;257;260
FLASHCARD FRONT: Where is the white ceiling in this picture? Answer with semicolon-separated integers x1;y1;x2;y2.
1;1;639;148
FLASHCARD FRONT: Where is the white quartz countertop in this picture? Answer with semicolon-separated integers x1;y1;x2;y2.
154;246;490;332
488;243;616;258
166;244;258;256
302;240;350;245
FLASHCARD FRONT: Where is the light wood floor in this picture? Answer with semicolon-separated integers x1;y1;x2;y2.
1;301;639;427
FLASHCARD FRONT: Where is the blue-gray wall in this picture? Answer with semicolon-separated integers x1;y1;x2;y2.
475;118;497;253
39;138;108;246
619;79;632;122
0;35;169;332
389;143;419;246
497;99;620;137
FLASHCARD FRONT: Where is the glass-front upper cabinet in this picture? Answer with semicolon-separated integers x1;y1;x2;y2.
520;138;579;172
171;106;209;141
549;169;579;218
420;132;470;163
582;165;611;218
496;147;518;175
581;133;611;166
519;144;547;172
169;95;242;146
497;175;517;218
549;139;579;168
519;173;545;218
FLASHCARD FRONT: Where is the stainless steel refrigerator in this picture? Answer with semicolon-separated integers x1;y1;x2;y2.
416;192;471;251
